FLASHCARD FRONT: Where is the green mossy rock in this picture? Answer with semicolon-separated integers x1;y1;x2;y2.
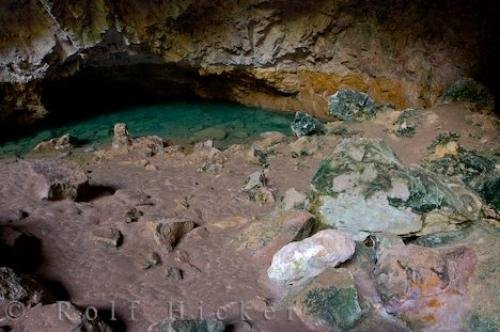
426;145;499;210
328;88;380;122
292;268;362;330
291;111;324;137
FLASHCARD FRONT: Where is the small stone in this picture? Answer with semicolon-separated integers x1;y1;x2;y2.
393;108;422;137
92;227;123;248
33;133;73;152
280;188;307;210
112;123;131;149
267;229;355;285
246;132;286;165
291;112;324;137
145;163;158;171
149;218;196;252
124;208;143;223
166;266;183;281
131;135;166;157
242;171;274;205
114;189;153;206
252;187;275;205
243;171;266;191
136;252;161;270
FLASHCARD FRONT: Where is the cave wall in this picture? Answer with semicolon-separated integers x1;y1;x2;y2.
0;0;498;126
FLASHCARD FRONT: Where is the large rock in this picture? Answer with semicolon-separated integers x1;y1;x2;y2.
290;112;324;137
291;268;362;330
374;244;477;330
310;138;482;240
328;88;378;121
267;229;355;286
23;159;89;201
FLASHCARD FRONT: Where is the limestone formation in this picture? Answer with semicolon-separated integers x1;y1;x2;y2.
267;229;355;285
112;123;131;150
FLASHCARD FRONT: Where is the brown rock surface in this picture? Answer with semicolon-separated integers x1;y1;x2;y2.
0;0;498;127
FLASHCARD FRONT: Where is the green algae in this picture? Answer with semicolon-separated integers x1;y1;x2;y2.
0;100;294;157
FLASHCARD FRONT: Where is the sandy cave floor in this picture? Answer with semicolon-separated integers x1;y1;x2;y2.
0;102;499;331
